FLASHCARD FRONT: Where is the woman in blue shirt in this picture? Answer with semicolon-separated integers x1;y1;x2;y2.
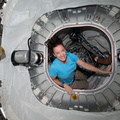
48;38;112;95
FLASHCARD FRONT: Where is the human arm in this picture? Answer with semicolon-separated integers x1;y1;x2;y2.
76;59;112;74
51;77;75;95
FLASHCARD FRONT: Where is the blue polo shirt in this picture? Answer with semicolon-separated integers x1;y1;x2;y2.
49;52;79;85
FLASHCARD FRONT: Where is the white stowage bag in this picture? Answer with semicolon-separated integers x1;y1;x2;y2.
0;0;120;120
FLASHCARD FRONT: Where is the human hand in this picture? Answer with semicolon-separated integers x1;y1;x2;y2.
64;83;75;95
102;64;112;74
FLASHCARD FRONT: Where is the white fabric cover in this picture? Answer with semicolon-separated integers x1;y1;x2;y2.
0;0;120;120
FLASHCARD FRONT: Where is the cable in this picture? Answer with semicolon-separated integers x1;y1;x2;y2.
27;37;32;65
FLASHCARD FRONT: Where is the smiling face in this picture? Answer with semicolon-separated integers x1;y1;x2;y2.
53;44;67;63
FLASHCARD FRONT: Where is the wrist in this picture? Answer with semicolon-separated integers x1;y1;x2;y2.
60;82;64;88
64;83;69;88
99;69;104;74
